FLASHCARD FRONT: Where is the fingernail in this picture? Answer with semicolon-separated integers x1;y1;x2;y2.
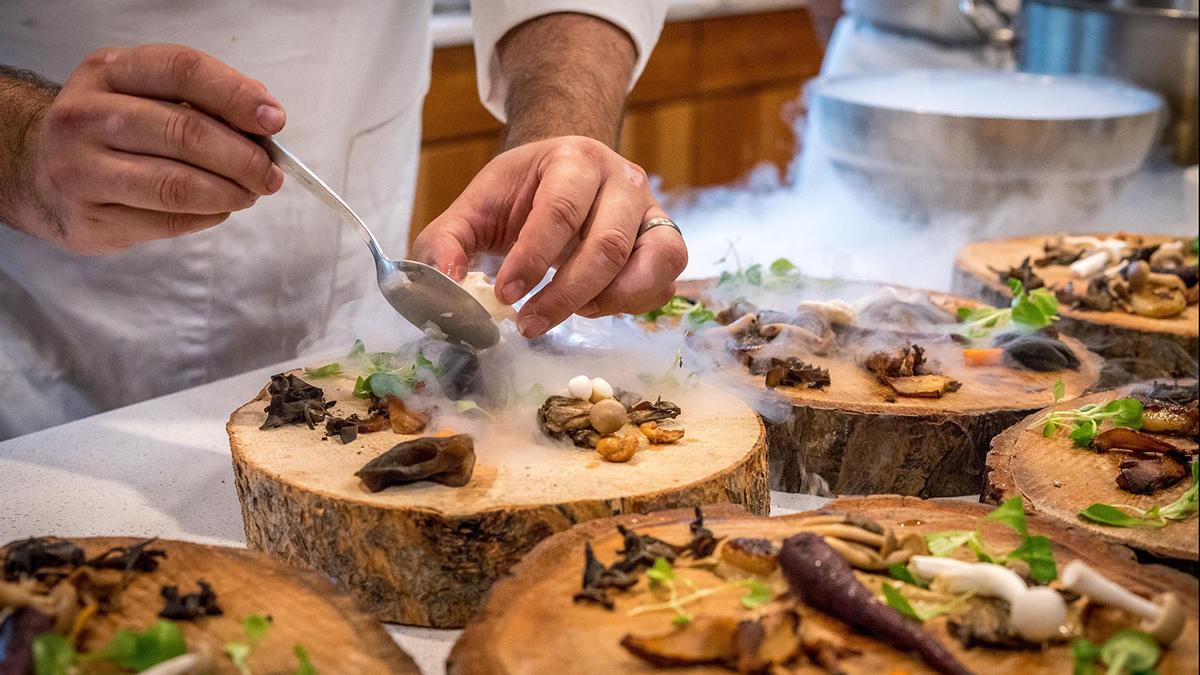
519;313;549;338
266;165;284;192
500;281;527;305
256;104;285;133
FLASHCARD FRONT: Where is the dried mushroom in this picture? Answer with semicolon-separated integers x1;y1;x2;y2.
754;357;830;390
538;395;599;448
720;537;778;576
1139;401;1199;436
627;398;682;426
324;415;360;444
261;373;330;430
3;537;84;581
622;609;802;673
639;421;684;445
1116;455;1190;495
1091;428;1180;455
85;539;166;573
996;331;1080;372
572;542;638;609
597;434;638;463
158;579;222;620
356;434;475;491
385;394;430;434
862;344;960;399
993;257;1044;291
682;507;720;558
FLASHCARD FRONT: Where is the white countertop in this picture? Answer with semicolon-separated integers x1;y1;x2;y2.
432;0;807;47
0;357;830;675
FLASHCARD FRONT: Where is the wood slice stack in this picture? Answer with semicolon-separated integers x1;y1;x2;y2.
676;279;1103;497
954;234;1199;384
227;372;768;628
449;498;1198;675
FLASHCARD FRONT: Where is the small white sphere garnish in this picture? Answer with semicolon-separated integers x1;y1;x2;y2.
1008;587;1067;642
460;271;517;323
589;377;614;402
568;375;593;400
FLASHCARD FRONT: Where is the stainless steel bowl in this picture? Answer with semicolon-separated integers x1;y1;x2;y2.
808;69;1164;220
843;0;985;44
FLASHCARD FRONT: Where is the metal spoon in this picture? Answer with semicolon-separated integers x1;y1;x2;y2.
258;136;500;350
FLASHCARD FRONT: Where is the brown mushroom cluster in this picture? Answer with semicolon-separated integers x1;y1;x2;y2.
861;343;961;399
1091;393;1199;496
537;386;685;463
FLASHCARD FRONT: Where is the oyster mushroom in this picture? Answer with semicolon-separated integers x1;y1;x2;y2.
1091;427;1179;455
1061;559;1186;645
639;421;684;444
759;323;834;354
355;434;475;490
627;398;682;426
1149;241;1186;269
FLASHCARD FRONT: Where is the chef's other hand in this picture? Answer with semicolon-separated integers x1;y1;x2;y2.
14;44;285;254
413;136;687;339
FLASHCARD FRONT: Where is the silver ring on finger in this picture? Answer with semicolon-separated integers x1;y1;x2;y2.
637;216;682;239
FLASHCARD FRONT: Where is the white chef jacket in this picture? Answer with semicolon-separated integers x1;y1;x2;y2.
0;0;667;439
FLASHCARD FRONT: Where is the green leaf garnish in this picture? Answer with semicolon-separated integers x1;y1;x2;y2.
637;296;716;327
880;583;968;622
646;557;675;587
1073;638;1101;675
769;257;797;276
956;278;1058;341
1080;462;1198;529
226;614;274;674
1033;398;1143;447
739;579;773;609
927;496;1057;582
242;614;272;643
881;582;920;620
294;645;318;675
886;563;928;588
82;620;187;672
1099;629;1160;675
33;632;75;675
1053;379;1066;403
303;363;342;378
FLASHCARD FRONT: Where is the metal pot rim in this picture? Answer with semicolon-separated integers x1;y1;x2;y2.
1025;0;1199;21
810;69;1164;123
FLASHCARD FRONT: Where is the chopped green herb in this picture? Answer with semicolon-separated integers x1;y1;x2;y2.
1073;638;1101;675
957;279;1058;341
887;563;928;589
1099;630;1160;675
739;579;773;609
303;363;343;378
637;295;716;326
33;632;75;675
646;557;675;586
927;496;1057;582
630;559;765;626
881;582;920;620
1053;379;1066;403
242;614;273;643
81;620;187;672
1080;462;1198;529
880;583;969;622
293;645;318;675
1034;398;1143;447
225;613;274;675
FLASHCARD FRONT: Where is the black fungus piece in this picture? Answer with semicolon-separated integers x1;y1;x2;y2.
3;537;85;581
85;538;167;573
996;333;1080;372
436;344;482;400
158;580;223;620
1034;243;1086;267
355;434;475;491
261;373;329;430
325;415;360;444
756;357;831;390
683;507;720;558
993;257;1045;292
571;543;639;609
626;398;682;426
779;533;969;675
0;606;55;674
611;525;680;574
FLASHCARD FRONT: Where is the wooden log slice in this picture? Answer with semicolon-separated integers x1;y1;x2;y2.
985;387;1199;563
0;537;416;674
228;373;768;628
448;497;1198;675
676;279;1102;497
953;234;1199;384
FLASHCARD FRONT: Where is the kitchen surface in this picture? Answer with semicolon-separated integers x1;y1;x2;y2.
1;1;1198;674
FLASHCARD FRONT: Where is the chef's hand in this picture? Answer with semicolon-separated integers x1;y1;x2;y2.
413;135;687;338
7;44;284;254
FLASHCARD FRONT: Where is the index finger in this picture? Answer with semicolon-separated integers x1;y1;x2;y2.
97;44;285;135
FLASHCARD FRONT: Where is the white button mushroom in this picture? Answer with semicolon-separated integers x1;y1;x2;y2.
589;377;614;402
910;556;1066;642
1061;559;1186;645
567;375;593;400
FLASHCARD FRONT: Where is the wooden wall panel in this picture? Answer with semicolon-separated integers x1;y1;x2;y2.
408;8;824;249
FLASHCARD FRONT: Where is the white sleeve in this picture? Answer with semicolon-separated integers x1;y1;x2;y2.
470;0;669;122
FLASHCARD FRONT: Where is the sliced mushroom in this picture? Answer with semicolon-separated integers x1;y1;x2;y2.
883;375;961;398
1116;454;1189;495
621;616;740;667
385;395;429;434
734;609;802;673
355;434;475;490
720;537;778;576
1140;402;1200;436
1091;428;1179;455
627;398;682;426
639;421;684;445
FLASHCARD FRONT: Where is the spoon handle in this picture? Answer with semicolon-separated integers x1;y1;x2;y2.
256;135;385;259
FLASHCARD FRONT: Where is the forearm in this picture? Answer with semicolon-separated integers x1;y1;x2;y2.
0;66;58;232
496;12;637;150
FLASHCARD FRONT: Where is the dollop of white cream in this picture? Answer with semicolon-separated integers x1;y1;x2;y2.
460;271;517;323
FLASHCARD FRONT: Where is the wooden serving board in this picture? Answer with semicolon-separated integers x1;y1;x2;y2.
953;234;1199;383
985;387;1199;563
448;497;1198;675
228;373;768;628
0;537;416;674
676;279;1102;497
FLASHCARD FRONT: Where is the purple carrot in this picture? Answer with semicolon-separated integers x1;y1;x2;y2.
779;532;972;675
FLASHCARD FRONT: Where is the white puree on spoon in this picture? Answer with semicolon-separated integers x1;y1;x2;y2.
460;271;517;323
